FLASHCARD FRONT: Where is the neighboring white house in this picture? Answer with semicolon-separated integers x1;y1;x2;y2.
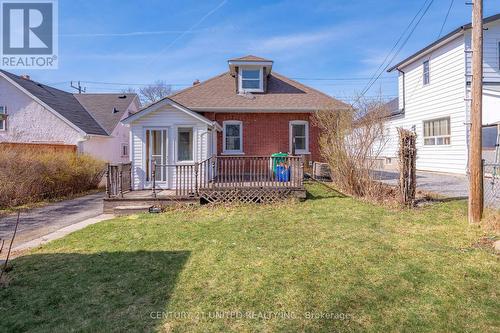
0;70;140;163
381;13;500;175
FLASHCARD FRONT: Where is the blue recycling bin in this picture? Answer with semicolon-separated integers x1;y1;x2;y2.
275;165;290;182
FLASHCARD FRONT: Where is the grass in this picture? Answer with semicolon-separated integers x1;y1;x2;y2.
0;182;498;332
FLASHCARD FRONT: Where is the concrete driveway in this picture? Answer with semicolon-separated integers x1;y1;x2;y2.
0;192;105;252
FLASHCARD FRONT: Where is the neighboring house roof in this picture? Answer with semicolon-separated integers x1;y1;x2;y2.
121;97;221;130
388;13;500;72
168;71;349;111
228;55;273;62
0;70;138;136
385;97;403;117
74;93;137;134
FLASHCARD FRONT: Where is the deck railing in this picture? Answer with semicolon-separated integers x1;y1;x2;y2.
152;155;304;197
105;163;132;198
211;155;304;189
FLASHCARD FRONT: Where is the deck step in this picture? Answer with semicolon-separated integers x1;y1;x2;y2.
113;205;153;216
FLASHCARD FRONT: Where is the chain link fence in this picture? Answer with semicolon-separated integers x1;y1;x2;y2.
483;163;500;209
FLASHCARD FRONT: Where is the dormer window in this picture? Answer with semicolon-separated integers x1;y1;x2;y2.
239;67;263;92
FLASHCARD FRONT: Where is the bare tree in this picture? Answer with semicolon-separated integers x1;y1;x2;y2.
313;95;389;198
138;81;172;105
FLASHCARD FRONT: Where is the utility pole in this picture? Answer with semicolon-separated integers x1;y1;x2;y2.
70;81;86;94
468;0;483;224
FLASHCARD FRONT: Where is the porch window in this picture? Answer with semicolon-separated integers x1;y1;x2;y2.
0;106;6;131
239;68;263;92
223;121;243;154
289;121;309;154
423;117;450;145
177;127;193;161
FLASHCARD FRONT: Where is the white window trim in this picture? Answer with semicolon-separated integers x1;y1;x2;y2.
238;67;264;93
0;106;6;131
423;60;430;86
175;126;196;163
289;120;309;154
422;117;451;146
222;120;243;155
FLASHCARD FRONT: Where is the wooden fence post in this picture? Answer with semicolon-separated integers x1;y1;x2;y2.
152;160;156;198
194;162;199;196
105;163;110;198
119;164;124;198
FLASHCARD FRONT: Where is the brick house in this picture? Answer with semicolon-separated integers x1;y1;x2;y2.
122;56;348;190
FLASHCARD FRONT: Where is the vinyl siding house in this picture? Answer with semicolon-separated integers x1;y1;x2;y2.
380;13;500;175
0;70;140;163
122;56;348;191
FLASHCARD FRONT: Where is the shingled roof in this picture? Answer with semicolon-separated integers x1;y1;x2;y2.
228;55;273;62
1;70;137;136
74;93;137;134
168;71;349;111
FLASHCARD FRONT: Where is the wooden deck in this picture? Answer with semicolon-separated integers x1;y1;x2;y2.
104;155;306;212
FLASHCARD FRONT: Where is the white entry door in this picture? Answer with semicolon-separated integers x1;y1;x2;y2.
145;129;168;188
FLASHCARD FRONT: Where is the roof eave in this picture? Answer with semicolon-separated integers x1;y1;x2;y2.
387;28;464;72
0;71;89;137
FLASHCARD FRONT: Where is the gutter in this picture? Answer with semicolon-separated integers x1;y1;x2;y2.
397;68;406;114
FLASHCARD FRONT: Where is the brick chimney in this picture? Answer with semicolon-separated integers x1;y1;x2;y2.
193;79;200;86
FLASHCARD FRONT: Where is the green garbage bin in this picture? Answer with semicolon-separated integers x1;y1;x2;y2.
271;152;288;174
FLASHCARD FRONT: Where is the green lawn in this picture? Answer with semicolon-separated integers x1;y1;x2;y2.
1;182;498;332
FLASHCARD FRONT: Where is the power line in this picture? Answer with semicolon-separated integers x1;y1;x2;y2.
144;0;228;70
360;0;433;97
81;80;190;87
359;0;435;99
437;0;454;38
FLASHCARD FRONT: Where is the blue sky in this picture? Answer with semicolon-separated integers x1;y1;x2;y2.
9;0;499;103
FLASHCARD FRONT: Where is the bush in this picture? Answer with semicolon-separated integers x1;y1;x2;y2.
0;147;106;208
313;96;389;199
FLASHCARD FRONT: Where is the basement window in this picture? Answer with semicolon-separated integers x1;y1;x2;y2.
423;117;450;145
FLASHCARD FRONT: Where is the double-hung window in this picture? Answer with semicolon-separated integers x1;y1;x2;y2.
239;68;263;92
0;106;6;131
223;121;243;154
289;121;309;154
423;60;430;85
177;127;194;162
423;117;450;145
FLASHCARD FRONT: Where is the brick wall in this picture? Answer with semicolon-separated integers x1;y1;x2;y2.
201;112;322;162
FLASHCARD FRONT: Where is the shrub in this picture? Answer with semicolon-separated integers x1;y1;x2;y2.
0;147;106;208
313;96;389;200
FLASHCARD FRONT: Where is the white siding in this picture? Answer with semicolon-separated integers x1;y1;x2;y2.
82;101;139;163
129;105;210;190
465;20;500;83
382;35;468;174
482;88;500;126
0;76;82;144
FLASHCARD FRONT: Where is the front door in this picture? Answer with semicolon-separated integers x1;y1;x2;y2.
145;129;168;188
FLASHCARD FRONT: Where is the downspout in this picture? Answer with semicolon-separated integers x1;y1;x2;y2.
397;68;406;113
